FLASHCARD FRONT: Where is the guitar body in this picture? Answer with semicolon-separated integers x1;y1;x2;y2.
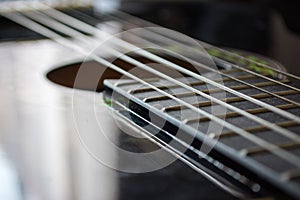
0;39;235;200
1;3;300;200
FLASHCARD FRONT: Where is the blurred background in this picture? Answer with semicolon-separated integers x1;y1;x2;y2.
1;0;299;73
0;1;299;200
119;0;300;76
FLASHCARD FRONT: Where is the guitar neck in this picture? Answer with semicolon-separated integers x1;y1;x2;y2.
103;56;300;199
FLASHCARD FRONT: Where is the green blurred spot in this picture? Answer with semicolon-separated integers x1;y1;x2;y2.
207;49;222;57
104;99;112;107
207;48;277;77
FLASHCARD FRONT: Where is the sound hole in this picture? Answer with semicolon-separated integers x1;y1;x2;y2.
46;55;161;92
46;54;203;92
47;61;122;92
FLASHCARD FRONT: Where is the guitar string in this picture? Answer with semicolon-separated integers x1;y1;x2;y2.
2;8;300;168
29;6;300;138
24;9;300;145
3;3;300;198
113;10;300;82
97;15;300;108
109;12;300;94
1;1;299;84
1;2;298;197
39;4;300;96
12;2;300;150
37;5;300;125
112;99;260;199
7;1;300;142
65;8;300;106
66;9;300;108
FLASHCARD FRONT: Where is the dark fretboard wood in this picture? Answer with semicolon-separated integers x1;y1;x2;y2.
104;67;300;199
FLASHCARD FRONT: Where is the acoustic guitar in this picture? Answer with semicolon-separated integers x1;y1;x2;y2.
0;2;299;200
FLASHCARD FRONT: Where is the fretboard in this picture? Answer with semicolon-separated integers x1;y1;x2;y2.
104;67;300;199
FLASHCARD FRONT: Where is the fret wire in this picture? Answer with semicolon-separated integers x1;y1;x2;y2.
240;142;300;156
112;10;300;82
38;4;300;128
130;83;187;95
161;90;298;111
30;5;300;144
185;104;298;124
220;121;298;138
3;5;300;169
115;78;160;87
